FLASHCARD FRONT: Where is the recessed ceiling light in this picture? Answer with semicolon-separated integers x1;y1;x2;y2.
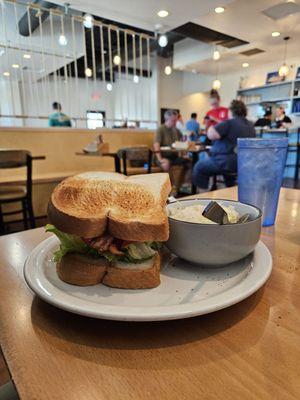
12;64;20;69
214;6;225;14
85;67;92;77
106;82;112;91
83;14;93;28
133;74;139;83
3;71;10;77
23;53;31;59
113;55;121;66
272;31;281;37
157;10;169;18
242;62;249;68
0;49;4;57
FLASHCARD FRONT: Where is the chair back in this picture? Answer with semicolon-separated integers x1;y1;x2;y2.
0;149;30;169
0;149;33;197
117;146;152;174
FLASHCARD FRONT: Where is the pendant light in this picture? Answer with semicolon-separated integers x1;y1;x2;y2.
212;59;221;89
278;36;290;77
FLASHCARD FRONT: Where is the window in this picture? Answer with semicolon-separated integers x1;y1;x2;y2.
86;110;106;129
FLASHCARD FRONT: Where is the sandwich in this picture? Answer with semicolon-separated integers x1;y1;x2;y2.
46;171;171;289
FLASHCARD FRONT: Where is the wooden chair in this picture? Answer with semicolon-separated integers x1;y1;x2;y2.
210;172;237;191
117;146;154;175
0;150;35;234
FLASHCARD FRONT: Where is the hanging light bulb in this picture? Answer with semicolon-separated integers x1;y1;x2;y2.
106;83;113;91
278;36;290;78
58;34;67;46
85;67;92;77
83;14;93;28
158;34;168;48
213;50;220;60
279;63;290;77
212;79;221;90
133;74;139;83
164;65;172;75
113;55;121;66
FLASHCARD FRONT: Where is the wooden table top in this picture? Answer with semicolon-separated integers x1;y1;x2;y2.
0;187;299;400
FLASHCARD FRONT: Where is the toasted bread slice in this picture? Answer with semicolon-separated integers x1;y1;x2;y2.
57;253;109;286
103;253;160;289
48;172;171;241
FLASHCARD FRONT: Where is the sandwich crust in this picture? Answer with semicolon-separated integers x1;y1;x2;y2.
103;253;161;289
49;172;171;240
57;253;109;286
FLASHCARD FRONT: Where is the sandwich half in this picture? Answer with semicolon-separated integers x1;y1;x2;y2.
46;172;171;289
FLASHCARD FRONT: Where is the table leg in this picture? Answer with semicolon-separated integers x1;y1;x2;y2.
191;152;199;195
113;155;121;173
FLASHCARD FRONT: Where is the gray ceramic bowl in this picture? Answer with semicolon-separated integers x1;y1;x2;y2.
166;199;262;265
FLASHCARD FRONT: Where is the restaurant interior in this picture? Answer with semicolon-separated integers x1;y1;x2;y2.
0;1;299;399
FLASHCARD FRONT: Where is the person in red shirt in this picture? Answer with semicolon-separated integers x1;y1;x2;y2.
204;90;229;131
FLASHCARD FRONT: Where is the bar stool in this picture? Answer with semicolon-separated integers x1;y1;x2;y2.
210;172;237;191
0;150;35;234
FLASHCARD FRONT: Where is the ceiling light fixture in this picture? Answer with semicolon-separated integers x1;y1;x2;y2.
83;13;93;28
213;49;220;61
3;71;10;77
133;74;139;83
272;31;281;37
12;64;20;69
157;10;169;18
106;82;112;91
113;55;121;66
23;53;31;59
85;67;92;77
0;49;4;57
214;6;225;14
158;34;168;48
58;34;68;46
242;62;249;68
212;79;221;90
164;65;172;75
278;36;290;77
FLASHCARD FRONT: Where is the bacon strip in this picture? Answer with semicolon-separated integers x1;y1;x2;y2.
82;234;131;255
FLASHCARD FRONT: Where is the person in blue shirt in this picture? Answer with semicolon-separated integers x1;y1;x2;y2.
48;102;71;127
192;100;255;189
185;113;200;141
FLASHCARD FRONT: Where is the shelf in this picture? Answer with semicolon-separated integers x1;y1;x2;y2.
244;97;291;106
237;80;293;93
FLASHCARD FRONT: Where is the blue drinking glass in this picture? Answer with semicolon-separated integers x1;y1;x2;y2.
237;138;288;227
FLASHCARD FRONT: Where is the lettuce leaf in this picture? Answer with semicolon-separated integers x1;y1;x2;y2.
45;224;90;262
46;224;162;263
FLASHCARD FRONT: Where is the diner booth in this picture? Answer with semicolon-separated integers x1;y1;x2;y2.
0;1;300;399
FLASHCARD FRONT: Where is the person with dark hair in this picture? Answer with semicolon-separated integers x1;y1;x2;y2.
204;90;229;132
154;110;181;172
192;100;255;189
255;110;272;127
48;102;71;127
275;106;292;128
186;112;200;141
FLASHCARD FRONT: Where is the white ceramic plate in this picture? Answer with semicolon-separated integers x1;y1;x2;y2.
24;237;272;321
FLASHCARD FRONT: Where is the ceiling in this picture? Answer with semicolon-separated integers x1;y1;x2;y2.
52;0;234;32
189;0;300;74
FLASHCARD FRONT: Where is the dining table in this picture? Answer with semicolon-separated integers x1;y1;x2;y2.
0;186;299;400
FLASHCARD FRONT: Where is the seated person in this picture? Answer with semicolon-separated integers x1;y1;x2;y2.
192;100;255;189
275;106;292;128
154;110;190;193
255;111;272;127
154;110;182;172
48;102;72;127
186;113;200;141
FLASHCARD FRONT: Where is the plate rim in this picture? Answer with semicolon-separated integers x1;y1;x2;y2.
24;237;272;321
